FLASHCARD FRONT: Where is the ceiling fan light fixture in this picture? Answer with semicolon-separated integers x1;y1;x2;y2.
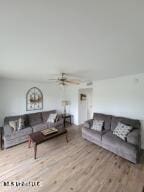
59;82;66;87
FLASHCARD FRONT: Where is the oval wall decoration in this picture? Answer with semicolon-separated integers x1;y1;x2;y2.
26;87;43;111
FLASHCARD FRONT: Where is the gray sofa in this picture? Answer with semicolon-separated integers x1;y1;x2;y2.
82;113;141;163
3;110;64;149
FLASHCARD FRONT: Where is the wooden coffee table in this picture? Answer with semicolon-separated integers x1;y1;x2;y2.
28;128;68;159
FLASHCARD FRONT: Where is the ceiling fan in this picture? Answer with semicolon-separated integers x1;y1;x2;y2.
48;73;81;86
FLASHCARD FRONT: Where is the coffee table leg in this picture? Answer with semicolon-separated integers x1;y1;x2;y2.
66;133;68;143
64;118;66;128
28;136;32;148
34;143;37;160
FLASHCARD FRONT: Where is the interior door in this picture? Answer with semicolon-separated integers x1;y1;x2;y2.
79;88;93;124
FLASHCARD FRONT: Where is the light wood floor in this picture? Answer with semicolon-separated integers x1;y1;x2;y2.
0;125;144;192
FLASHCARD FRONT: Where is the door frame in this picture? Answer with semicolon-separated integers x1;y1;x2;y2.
78;88;93;124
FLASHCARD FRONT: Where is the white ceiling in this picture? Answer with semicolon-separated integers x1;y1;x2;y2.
0;0;144;82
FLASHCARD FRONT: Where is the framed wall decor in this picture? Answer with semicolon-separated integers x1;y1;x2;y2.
26;87;43;111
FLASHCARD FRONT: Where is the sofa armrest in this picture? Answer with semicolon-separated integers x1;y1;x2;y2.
84;119;93;129
4;124;13;137
127;129;140;146
54;119;64;128
99;129;109;140
56;114;63;122
101;129;109;135
127;128;141;163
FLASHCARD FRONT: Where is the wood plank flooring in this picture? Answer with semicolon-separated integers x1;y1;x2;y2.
0;125;144;192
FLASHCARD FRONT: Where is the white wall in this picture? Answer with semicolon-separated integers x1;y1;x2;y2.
64;86;79;125
0;79;65;126
93;74;144;119
0;79;5;126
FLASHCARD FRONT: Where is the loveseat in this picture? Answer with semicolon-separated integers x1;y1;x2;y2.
82;113;141;163
3;110;64;149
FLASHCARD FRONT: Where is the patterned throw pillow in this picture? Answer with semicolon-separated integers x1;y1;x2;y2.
9;120;18;132
91;119;104;132
113;122;133;141
17;118;25;130
47;113;57;123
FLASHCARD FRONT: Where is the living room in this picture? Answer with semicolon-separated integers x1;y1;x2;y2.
0;1;144;192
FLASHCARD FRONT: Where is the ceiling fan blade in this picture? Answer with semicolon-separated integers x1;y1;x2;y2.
47;80;59;84
47;79;58;81
69;79;81;82
64;80;80;85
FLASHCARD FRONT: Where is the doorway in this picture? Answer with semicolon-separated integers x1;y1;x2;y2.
78;88;93;124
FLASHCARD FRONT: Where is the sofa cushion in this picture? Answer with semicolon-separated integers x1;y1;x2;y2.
113;122;133;141
32;123;47;132
102;131;137;157
82;127;102;142
42;110;56;122
4;134;30;149
84;122;90;129
93;113;112;130
111;116;140;131
28;112;42;126
4;126;32;140
84;119;93;129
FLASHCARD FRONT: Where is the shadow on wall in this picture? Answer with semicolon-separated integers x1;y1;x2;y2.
140;120;144;149
0;112;5;126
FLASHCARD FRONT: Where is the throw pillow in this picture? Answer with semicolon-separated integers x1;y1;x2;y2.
47;113;57;123
17;118;25;130
91;119;104;132
113;122;133;141
9;120;18;132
